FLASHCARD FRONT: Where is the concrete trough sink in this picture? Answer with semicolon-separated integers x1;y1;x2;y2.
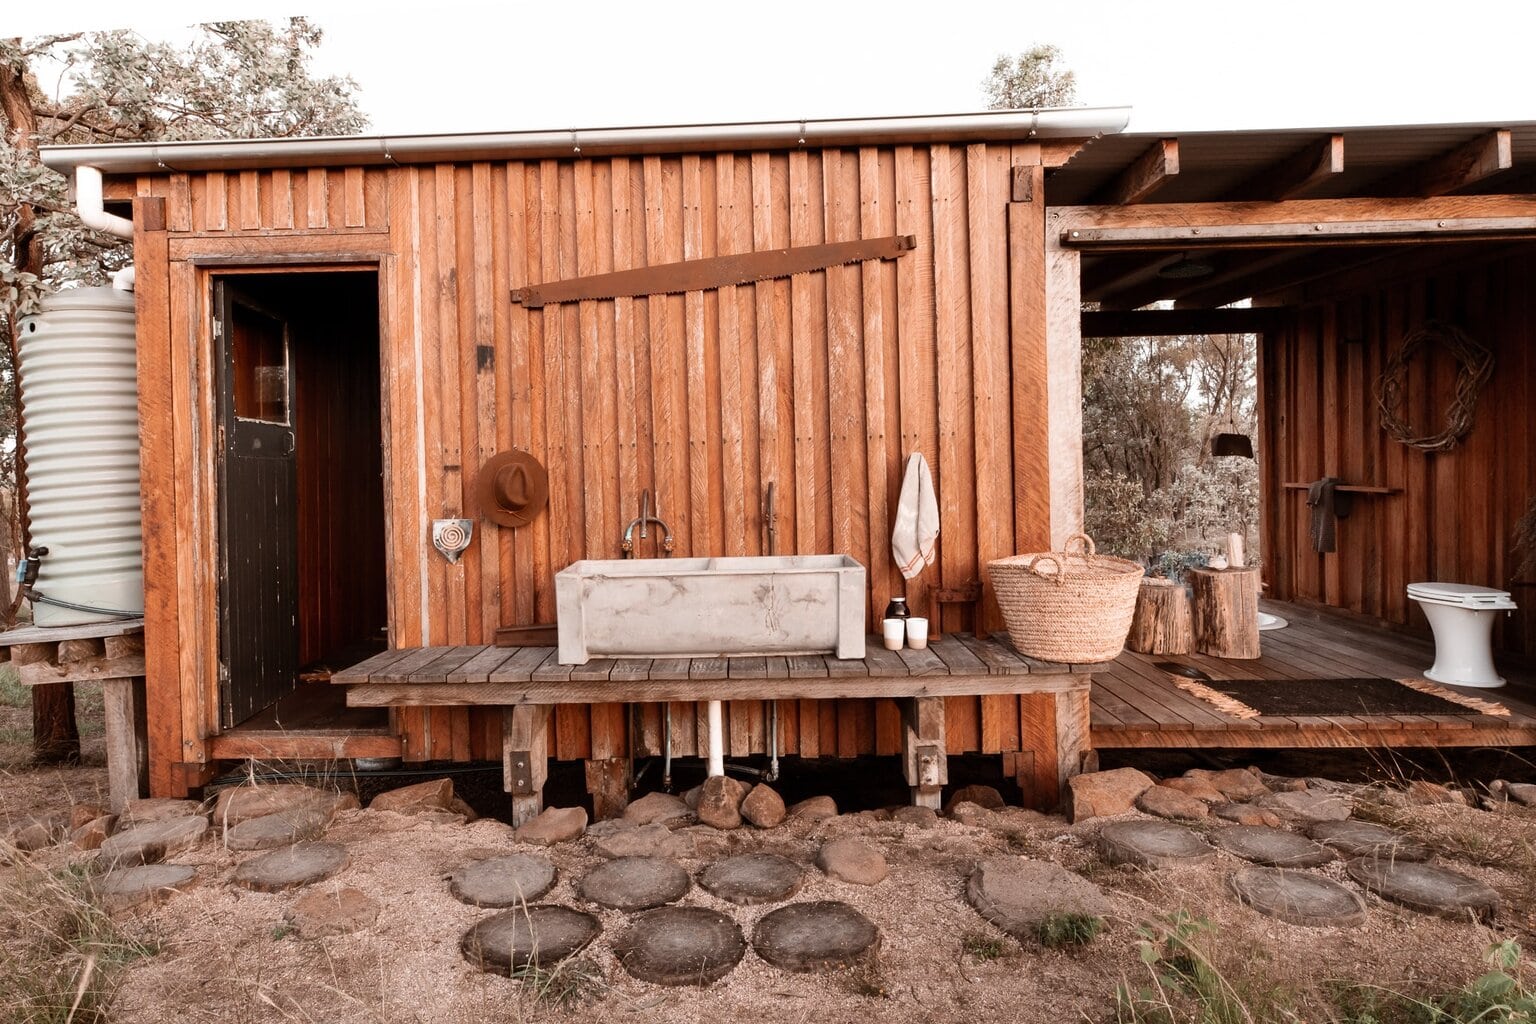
555;555;866;665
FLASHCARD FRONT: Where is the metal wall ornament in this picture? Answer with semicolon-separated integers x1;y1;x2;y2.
1374;321;1494;453
432;519;474;564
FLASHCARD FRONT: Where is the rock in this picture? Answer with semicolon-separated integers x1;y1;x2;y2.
966;859;1111;942
71;815;116;851
1257;773;1309;793
211;784;348;827
1158;777;1226;803
586;818;636;839
682;784;703;810
696;776;750;830
816;838;888;885
944;785;1006;815
120;798;205;827
1307;820;1433;861
1492;780;1536;806
233;841;350;893
1068;768;1155;822
624;791;693;826
224;808;331;851
751;901;880;972
1404;780;1462;806
450;853;557;907
412;809;467;826
594;822;691;860
99;815;208;868
1210;803;1286;828
1186;768;1271;802
699;853;804;905
1099;821;1214;867
740;784;787;828
788;795;838;820
447;797;480;822
1209;825;1335;867
577;856;691;911
1347;857;1500;922
7;815;66;853
1256;790;1351;824
1229;867;1367;927
367;778;454;814
70;803;108;829
892;806;940;829
1136;786;1209;821
462;905;601;975
284;887;379;937
94;864;199;911
515;806;588;846
612;906;746;985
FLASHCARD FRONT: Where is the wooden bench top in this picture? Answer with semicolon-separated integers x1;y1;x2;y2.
334;634;1090;708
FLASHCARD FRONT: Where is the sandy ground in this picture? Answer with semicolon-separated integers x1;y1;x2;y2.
5;706;1536;1024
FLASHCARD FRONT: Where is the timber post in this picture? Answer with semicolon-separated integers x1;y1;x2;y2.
502;703;551;827
584;757;633;821
901;696;947;809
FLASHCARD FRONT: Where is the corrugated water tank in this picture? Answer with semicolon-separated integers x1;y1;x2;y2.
17;286;144;625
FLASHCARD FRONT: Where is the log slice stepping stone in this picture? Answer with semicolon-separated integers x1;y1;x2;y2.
224;808;330;852
1098;821;1214;867
1346;857;1500;921
612;906;746;985
461;905;601;974
576;856;690;911
1210;826;1335;867
1307;820;1432;861
233;841;349;893
751;901;880;972
449;854;557;908
966;858;1111;941
699;853;804;905
99;815;208;867
1229;867;1367;927
94;864;199;910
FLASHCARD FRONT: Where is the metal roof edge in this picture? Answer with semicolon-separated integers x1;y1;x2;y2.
39;107;1133;174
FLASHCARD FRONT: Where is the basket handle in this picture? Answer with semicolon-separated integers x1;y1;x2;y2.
1026;554;1067;585
1062;532;1096;556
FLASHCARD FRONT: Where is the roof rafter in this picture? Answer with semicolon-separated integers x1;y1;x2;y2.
1094;138;1179;205
1230;134;1344;201
1396;129;1512;196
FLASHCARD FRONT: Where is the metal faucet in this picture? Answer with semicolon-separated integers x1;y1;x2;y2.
621;488;674;557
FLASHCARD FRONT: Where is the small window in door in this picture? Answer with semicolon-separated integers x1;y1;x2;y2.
231;303;290;424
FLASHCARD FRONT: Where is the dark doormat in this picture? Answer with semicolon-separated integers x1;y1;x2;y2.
1173;676;1509;718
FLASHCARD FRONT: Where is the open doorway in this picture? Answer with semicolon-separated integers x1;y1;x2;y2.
213;269;387;730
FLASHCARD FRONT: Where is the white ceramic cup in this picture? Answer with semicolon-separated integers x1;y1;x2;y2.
906;616;929;650
882;617;905;651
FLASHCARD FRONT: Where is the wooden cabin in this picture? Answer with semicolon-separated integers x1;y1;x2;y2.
36;112;1536;812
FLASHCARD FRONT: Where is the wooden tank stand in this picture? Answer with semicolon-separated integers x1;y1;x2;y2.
0;619;147;812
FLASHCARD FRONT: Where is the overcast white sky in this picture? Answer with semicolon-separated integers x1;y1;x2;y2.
9;0;1534;136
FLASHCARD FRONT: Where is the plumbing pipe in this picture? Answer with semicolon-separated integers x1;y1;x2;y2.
706;699;724;778
766;699;780;782
112;266;136;291
662;705;673;790
74;166;136;292
41;108;1133;176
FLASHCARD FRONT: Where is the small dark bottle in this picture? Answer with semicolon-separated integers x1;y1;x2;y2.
883;596;911;621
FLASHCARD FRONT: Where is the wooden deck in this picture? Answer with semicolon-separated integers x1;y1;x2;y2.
1092;601;1536;749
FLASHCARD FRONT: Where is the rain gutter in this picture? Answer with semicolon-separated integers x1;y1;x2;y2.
39;107;1132;175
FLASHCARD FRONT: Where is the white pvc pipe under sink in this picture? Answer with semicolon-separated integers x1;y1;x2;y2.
706;699;724;777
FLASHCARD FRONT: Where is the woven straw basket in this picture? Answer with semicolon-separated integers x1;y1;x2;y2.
988;533;1145;663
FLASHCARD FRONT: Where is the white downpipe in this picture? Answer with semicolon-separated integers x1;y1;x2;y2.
706;699;725;778
74;166;136;292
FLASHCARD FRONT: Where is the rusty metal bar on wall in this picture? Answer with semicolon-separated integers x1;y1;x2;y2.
510;234;917;308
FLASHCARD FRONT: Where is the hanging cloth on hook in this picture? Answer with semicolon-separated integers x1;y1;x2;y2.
892;452;939;581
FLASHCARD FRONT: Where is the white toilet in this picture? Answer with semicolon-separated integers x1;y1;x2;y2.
1406;582;1518;688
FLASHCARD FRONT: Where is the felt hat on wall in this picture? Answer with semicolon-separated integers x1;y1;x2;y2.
474;450;549;528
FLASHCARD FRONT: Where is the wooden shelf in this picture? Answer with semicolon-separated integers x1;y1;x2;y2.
1281;482;1400;495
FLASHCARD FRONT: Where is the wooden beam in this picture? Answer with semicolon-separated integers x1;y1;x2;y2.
1082;308;1289;338
510;234;916;307
1097;138;1179;205
1232;134;1344;201
1392;130;1512;197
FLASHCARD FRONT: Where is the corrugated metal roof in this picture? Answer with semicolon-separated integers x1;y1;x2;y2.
1048;121;1536;205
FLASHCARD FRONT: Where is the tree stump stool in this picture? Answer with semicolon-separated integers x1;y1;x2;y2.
1126;578;1192;655
1190;566;1261;659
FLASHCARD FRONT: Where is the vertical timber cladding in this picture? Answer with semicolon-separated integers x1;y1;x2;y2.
1260;248;1536;659
382;141;1056;766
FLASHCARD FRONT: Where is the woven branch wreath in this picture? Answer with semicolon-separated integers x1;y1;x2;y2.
1374;321;1493;453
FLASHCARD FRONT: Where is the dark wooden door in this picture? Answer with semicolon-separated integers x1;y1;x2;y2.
215;281;299;728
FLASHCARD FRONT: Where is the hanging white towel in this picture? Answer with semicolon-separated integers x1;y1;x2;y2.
891;452;939;581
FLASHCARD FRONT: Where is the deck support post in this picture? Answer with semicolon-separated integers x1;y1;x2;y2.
902;696;947;809
502;704;550;827
1015;680;1093;812
584;757;633;821
101;677;149;811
